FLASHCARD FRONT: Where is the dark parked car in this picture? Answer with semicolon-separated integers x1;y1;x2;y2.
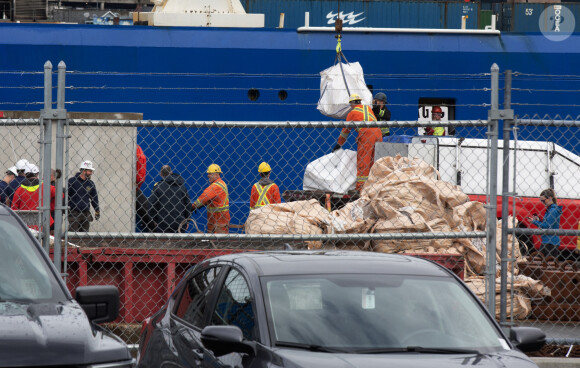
0;205;135;367
137;250;545;368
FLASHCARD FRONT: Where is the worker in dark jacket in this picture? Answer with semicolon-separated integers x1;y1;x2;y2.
0;166;17;205
68;160;100;232
372;92;391;137
5;159;29;206
148;165;192;233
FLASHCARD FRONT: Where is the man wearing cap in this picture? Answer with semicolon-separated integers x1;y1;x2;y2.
192;164;230;233
67;160;100;232
372;92;391;137
332;94;382;192
5;159;29;206
0;166;17;205
250;162;281;210
11;163;56;231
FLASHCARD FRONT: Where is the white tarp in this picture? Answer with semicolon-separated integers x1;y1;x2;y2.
303;149;357;193
317;62;372;119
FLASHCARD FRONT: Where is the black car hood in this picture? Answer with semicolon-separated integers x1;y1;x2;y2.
0;301;131;366
275;348;538;368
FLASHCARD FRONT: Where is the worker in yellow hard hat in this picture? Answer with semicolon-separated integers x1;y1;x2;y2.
250;162;281;210
192;163;230;233
332;94;381;192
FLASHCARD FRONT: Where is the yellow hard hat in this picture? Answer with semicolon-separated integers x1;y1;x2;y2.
258;162;271;173
207;164;222;174
349;94;362;103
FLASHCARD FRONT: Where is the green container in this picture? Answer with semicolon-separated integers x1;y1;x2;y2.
479;9;492;29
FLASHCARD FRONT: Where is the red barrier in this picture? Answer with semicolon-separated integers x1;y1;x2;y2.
52;248;464;323
469;195;580;251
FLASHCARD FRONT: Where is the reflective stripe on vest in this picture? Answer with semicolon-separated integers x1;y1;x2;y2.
251;183;273;210
207;181;229;213
21;184;40;192
352;106;376;132
356;176;368;183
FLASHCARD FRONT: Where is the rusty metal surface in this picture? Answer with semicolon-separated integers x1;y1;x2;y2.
520;255;580;321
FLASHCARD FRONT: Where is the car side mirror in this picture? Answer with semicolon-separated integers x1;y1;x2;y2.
509;326;546;352
201;325;257;357
75;285;120;324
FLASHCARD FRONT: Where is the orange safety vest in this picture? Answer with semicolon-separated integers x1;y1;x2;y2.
337;105;377;146
250;182;281;210
194;178;230;230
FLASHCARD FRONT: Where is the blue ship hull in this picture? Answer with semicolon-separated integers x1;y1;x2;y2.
1;23;579;120
1;23;578;230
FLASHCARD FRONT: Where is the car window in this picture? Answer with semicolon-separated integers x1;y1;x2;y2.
264;274;506;353
174;266;222;327
0;215;66;303
210;269;255;341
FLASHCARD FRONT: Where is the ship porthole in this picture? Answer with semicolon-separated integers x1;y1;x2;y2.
278;90;288;101
248;89;260;101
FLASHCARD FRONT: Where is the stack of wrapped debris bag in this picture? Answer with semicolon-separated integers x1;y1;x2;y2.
245;199;330;248
245;155;551;318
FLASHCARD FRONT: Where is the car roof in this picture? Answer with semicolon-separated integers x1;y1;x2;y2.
0;204;12;216
208;250;452;278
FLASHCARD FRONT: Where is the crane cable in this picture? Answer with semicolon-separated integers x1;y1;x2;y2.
334;0;351;97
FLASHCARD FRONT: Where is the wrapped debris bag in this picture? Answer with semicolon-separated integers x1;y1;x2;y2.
327;199;376;250
317;61;373;119
244;199;330;248
303;149;357;194
465;276;540;320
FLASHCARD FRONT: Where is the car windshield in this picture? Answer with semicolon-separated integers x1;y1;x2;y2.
264;274;509;354
0;214;67;306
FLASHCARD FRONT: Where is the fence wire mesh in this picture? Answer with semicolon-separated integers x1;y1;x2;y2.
504;117;580;344
1;64;579;349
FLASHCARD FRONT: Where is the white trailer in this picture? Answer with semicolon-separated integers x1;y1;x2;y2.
375;136;580;199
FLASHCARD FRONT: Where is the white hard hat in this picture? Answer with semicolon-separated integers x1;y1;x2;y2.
15;159;29;171
6;166;17;176
80;160;95;171
24;163;39;175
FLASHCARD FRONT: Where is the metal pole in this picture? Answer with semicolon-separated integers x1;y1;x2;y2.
486;63;500;315
41;61;53;253
53;61;67;275
499;69;512;325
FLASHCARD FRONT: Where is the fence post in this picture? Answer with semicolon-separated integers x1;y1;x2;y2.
40;61;53;253
499;69;513;325
485;63;500;315
53;61;67;275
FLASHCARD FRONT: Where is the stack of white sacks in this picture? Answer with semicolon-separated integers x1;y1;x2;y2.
245;154;550;319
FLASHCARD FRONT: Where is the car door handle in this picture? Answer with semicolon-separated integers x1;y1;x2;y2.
192;349;204;360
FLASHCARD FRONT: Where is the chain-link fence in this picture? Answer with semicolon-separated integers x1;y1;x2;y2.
1;62;579;348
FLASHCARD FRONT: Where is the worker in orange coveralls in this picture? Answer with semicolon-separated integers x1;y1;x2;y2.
192;164;230;233
250;162;281;210
332;94;382;192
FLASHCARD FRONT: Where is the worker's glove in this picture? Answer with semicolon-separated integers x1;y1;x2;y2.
332;144;342;153
94;211;100;221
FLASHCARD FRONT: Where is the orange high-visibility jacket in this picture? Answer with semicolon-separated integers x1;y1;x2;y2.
136;145;147;189
337;104;382;191
194;178;230;232
12;182;55;229
250;182;281;210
